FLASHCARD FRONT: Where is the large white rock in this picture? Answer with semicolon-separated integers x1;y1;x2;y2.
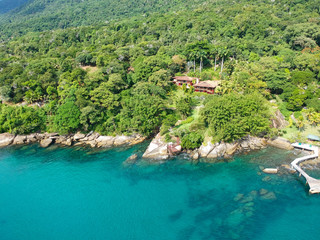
142;133;169;160
198;141;215;157
73;132;86;140
40;138;53;148
26;134;38;143
114;135;133;146
13;135;27;145
263;168;278;174
96;136;115;147
207;142;226;158
267;137;293;150
0;133;15;147
225;142;239;156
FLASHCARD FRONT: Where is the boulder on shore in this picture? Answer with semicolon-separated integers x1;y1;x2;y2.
142;133;169;161
40;138;53;148
267;137;293;150
13;135;27;145
73;132;86;141
114;135;133;146
95;136;115;147
26;134;38;143
198;140;215;157
0;133;15;147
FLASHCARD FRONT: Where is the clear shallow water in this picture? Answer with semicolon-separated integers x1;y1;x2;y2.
0;144;319;240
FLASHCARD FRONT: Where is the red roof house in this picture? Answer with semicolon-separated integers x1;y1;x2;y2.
172;76;199;88
194;80;220;94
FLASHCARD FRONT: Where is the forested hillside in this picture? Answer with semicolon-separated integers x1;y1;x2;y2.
0;0;319;144
0;0;208;38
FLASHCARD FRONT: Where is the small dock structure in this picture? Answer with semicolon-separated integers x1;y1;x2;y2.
291;143;320;194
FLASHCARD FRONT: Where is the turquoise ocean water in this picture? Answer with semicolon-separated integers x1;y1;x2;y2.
0;143;320;240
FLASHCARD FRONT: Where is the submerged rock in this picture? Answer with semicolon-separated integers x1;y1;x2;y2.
233;193;244;202
262;176;272;182
123;154;138;166
259;188;268;195
260;191;277;201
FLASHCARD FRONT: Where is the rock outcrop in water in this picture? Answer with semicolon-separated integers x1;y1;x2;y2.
267;137;293;150
142;134;295;162
198;136;268;160
0;132;145;148
142;133;170;161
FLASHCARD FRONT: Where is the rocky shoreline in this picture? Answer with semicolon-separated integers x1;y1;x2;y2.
0;130;312;166
142;134;294;162
0;132;146;148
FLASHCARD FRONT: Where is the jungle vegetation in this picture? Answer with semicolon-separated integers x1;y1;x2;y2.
0;0;319;146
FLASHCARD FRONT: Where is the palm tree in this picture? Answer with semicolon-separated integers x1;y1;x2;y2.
218;46;229;73
197;50;207;74
296;116;305;131
187;50;197;72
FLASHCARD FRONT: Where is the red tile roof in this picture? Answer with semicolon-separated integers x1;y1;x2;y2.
194;80;220;88
173;76;199;82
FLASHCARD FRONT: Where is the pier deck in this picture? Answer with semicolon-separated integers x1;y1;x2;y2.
291;143;320;194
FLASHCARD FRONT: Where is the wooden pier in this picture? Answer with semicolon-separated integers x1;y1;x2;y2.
291;143;320;194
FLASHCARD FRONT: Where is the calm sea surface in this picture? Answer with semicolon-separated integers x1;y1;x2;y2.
0;143;319;240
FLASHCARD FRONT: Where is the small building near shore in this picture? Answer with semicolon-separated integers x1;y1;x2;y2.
172;76;199;88
308;134;320;142
194;80;220;94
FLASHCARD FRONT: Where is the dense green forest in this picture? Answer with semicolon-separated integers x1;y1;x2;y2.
0;0;319;145
0;0;209;38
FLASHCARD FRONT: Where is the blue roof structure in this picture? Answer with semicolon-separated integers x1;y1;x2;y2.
307;134;320;141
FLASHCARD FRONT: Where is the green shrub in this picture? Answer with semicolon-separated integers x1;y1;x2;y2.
0;104;46;134
162;114;179;126
306;98;320;112
160;124;170;135
294;111;302;119
182;116;194;125
201;92;271;142
165;133;172;143
181;132;203;149
190;120;206;132
278;102;292;120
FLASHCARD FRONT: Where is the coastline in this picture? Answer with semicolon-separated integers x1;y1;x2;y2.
0;132;146;149
142;133;295;162
1;131;318;165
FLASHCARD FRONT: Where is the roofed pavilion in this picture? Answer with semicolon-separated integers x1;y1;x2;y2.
172;76;199;88
194;80;220;94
